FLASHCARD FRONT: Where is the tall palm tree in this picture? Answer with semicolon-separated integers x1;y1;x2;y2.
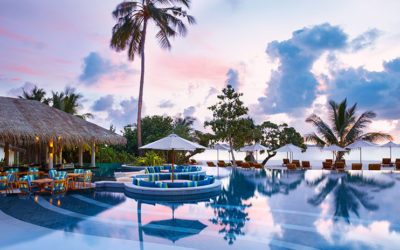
19;85;49;104
305;99;391;159
110;0;195;154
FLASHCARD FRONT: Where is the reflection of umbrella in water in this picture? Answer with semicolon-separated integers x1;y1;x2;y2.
142;218;207;243
137;200;207;248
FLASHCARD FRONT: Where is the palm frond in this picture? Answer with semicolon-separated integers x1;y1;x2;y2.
304;133;326;147
359;132;392;143
305;114;338;144
345;110;376;143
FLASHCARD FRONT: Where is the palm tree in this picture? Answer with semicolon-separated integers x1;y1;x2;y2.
305;99;391;159
51;87;93;120
19;85;49;104
110;0;195;154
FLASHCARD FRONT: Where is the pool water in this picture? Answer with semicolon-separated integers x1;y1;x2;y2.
1;168;400;249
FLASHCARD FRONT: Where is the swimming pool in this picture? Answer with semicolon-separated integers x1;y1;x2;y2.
1;168;399;249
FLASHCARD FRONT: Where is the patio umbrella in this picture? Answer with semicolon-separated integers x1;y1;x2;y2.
140;134;206;181
273;143;303;162
346;140;377;164
240;143;269;162
208;143;230;161
324;144;347;162
380;141;399;160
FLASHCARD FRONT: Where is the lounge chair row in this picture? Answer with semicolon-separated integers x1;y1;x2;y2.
206;160;264;169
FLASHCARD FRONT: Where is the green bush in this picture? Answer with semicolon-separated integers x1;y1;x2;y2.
135;151;164;166
96;146;136;163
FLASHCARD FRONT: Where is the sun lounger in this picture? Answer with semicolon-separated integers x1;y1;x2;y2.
241;162;250;169
282;159;290;166
381;158;393;167
206;161;216;167
292;160;300;168
286;164;297;170
396;163;400;170
301;161;311;169
368;164;381;170
335;162;345;170
322;161;332;170
254;163;263;169
352;163;362;170
217;162;226;168
325;159;333;164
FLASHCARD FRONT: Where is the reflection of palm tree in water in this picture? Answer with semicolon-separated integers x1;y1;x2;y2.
207;169;256;244
307;173;395;223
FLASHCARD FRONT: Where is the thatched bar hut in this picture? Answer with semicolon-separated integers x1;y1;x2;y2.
0;96;127;169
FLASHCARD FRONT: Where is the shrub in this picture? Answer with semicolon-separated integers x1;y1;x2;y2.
135;151;164;166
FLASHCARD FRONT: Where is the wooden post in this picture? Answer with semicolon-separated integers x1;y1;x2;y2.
78;144;83;167
90;141;96;167
171;148;175;182
59;145;63;165
4;142;10;166
16;152;20;166
49;140;54;169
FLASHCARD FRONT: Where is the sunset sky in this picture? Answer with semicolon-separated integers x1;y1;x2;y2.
1;0;400;141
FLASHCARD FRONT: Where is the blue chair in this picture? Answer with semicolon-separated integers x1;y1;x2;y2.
45;177;67;195
0;176;10;195
6;174;15;193
74;169;84;174
48;170;58;178
76;171;92;188
18;175;40;194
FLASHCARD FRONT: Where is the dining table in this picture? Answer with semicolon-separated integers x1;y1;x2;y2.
31;178;53;192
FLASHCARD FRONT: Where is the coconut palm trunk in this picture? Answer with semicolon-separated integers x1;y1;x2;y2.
137;18;148;155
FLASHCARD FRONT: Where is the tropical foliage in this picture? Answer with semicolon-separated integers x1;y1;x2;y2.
258;122;306;165
135;151;164;166
110;0;195;152
305;99;391;159
205;85;250;165
19;85;93;120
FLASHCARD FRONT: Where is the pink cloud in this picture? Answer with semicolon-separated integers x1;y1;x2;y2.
10;78;21;81
2;64;43;76
0;27;46;49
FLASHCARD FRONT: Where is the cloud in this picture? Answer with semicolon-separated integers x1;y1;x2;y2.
327;57;400;119
258;23;348;116
0;27;46;49
107;97;139;128
350;28;381;51
92;95;114;111
226;68;240;90
79;52;113;84
158;100;175;108
7;81;35;97
183;106;196;117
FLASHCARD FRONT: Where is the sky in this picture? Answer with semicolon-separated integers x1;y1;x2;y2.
1;0;400;141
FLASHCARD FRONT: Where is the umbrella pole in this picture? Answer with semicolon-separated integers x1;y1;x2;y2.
256;151;258;163
172;149;175;182
360;148;362;164
390;147;392;161
217;149;219;161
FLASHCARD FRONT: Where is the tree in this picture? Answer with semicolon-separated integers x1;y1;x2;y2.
305;99;392;159
205;85;250;166
19;85;49;104
110;0;195;154
50;87;93;120
258;122;305;165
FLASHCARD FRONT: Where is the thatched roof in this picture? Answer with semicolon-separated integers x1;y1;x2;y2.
0;96;127;146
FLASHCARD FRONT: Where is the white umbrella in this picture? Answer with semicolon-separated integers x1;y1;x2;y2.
140;134;206;181
380;141;399;160
346;140;377;164
208;143;230;161
240;143;269;162
273;143;303;162
324;144;347;162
